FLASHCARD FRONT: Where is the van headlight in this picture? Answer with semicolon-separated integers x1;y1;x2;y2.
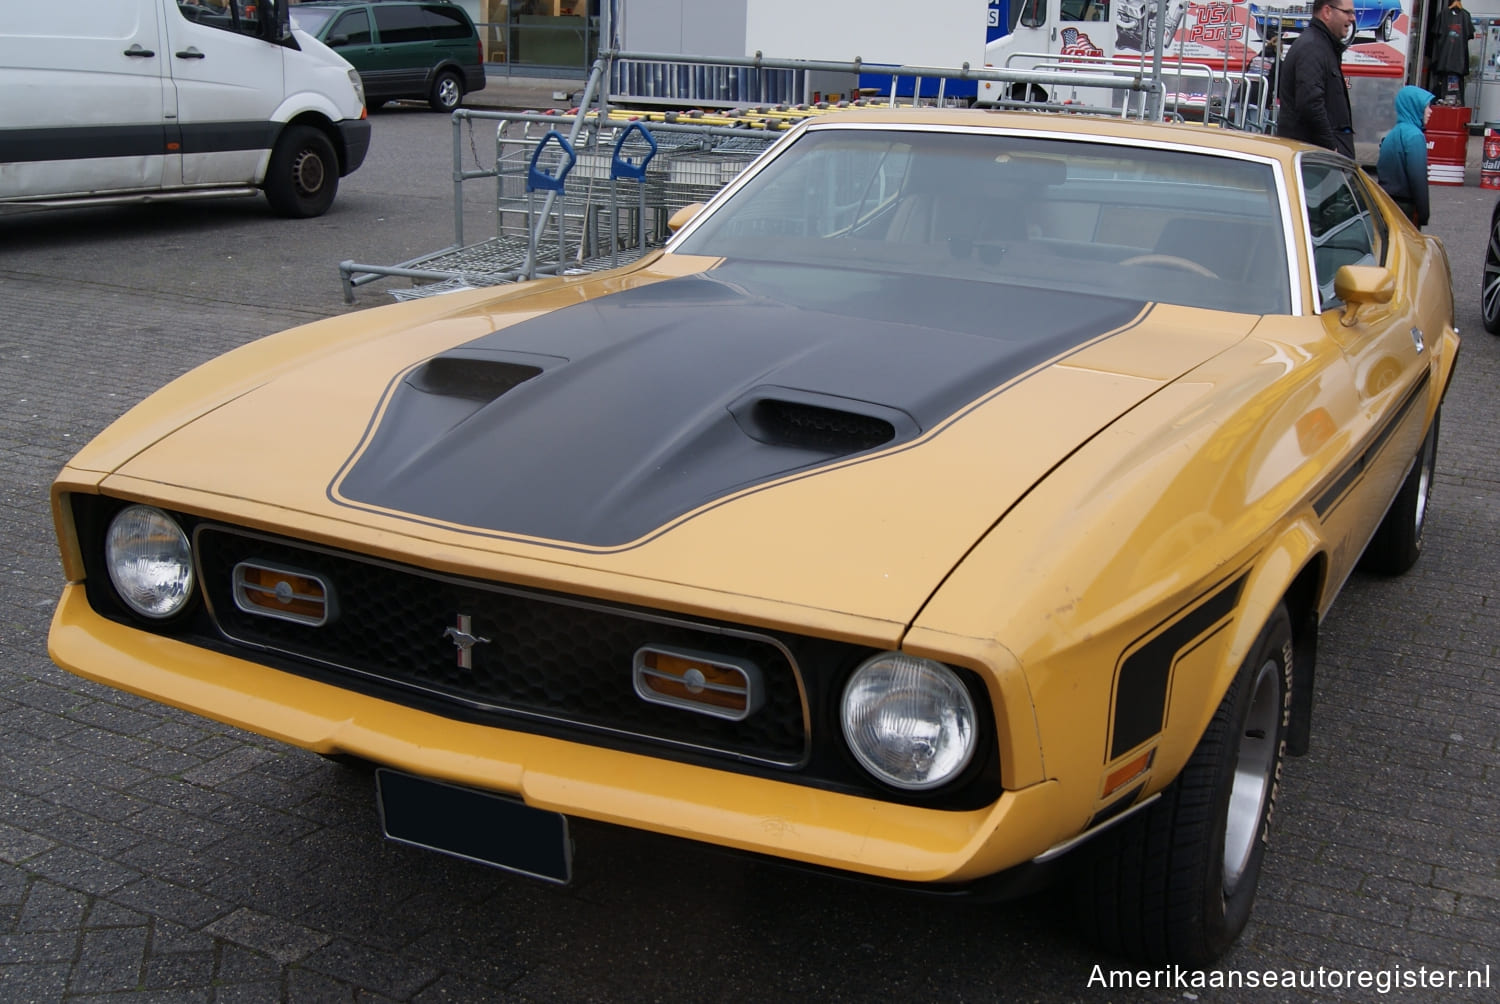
348;68;366;109
840;653;978;790
105;505;195;620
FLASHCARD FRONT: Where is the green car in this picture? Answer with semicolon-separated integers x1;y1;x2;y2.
291;0;485;112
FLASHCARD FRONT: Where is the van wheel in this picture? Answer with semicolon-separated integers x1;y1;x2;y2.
264;125;339;218
429;70;463;112
1074;605;1292;964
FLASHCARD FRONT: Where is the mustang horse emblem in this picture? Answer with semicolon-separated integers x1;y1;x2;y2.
443;614;491;669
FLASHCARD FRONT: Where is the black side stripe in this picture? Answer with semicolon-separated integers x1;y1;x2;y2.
1313;370;1430;519
1110;572;1248;761
0;122;281;164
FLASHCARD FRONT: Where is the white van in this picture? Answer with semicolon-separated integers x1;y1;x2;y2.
0;0;370;218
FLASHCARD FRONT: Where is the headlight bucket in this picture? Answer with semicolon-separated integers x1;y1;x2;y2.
104;505;195;620
840;653;978;791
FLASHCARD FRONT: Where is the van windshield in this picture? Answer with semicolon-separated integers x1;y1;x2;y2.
288;7;335;33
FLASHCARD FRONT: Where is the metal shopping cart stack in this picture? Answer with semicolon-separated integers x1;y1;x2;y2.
340;110;790;302
660;133;779;218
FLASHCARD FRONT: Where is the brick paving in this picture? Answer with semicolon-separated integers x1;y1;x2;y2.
0;118;1496;1001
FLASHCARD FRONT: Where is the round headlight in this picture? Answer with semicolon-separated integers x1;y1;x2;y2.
840;654;978;791
105;505;194;620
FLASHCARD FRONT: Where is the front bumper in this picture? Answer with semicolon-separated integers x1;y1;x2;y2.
337;118;372;176
49;582;1067;883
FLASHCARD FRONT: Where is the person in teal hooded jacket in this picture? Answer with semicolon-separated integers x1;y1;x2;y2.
1377;86;1435;228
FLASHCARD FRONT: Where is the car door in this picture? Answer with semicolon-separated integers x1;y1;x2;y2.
321;7;381;99
1300;157;1431;572
370;4;434;98
0;0;171;199
159;0;285;186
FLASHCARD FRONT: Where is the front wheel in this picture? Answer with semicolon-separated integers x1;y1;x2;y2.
263;125;339;218
1360;410;1439;574
1378;10;1396;41
1074;605;1292;964
429;70;463;112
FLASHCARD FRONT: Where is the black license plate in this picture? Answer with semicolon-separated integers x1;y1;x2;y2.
376;769;572;884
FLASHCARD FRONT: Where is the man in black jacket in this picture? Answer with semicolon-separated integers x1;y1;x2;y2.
1275;0;1356;158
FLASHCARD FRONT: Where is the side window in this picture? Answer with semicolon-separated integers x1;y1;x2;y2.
1012;0;1047;29
330;10;373;46
422;5;473;41
373;5;431;44
1061;0;1109;20
1347;172;1389;265
1300;161;1378;310
177;0;246;34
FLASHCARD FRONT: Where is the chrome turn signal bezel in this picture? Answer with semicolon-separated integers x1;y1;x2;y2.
232;561;336;627
633;645;763;721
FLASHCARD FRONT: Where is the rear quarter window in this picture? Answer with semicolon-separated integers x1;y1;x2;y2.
422;5;473;39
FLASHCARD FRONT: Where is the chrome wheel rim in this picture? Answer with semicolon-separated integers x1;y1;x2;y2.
1414;433;1435;534
1483;217;1500;329
438;78;460;108
1223;658;1281;894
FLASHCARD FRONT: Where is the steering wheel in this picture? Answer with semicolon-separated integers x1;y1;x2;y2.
1118;253;1218;279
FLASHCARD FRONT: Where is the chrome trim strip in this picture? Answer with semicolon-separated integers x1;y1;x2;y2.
1032;793;1162;863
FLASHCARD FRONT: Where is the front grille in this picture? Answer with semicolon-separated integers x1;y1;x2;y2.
194;526;808;765
70;494;1004;809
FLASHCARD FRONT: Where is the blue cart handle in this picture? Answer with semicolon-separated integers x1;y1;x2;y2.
610;122;657;180
527;130;576;192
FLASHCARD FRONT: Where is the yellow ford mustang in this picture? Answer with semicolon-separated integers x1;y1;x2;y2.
48;109;1457;964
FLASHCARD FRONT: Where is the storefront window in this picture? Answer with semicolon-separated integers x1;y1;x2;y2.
502;0;599;71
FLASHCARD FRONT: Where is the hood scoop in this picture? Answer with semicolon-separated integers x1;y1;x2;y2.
334;261;1150;547
406;352;547;402
730;388;915;453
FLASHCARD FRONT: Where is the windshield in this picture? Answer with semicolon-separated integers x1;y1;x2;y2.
288;6;335;33
675;128;1292;315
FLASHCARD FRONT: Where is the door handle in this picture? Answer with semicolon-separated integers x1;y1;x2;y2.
176;47;207;59
124;44;156;57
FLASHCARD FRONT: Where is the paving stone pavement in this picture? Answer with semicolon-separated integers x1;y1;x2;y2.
0;131;1497;1000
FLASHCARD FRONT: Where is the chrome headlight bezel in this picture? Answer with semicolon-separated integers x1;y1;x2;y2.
839;653;980;791
104;504;195;621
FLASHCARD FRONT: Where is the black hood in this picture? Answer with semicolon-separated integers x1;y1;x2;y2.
333;260;1147;548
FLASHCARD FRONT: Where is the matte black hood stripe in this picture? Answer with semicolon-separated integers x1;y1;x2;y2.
331;261;1152;550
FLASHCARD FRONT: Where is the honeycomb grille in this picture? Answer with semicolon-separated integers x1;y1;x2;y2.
194;526;808;764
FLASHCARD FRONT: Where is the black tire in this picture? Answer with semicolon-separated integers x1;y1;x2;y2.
1009;82;1049;104
1074;605;1292;965
1483;203;1500;334
1360;410;1439;574
1377;10;1395;41
429;70;464;112
263;125;339;218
